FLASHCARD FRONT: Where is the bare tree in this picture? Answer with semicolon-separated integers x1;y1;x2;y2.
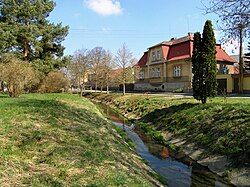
69;49;90;96
0;54;38;97
204;0;250;93
89;47;107;92
101;50;114;94
115;44;133;95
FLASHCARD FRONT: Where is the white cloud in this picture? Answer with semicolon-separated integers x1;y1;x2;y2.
85;0;122;16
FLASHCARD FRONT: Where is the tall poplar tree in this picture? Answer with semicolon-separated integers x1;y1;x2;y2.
192;20;217;104
0;0;69;74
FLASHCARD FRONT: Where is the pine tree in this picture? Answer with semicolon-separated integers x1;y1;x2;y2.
0;0;69;74
192;20;217;104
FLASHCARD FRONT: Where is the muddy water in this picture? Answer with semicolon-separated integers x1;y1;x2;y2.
95;102;235;187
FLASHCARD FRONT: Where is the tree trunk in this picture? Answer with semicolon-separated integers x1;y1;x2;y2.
239;26;244;94
101;85;103;93
123;83;126;95
106;84;109;94
95;82;97;92
0;81;4;92
202;98;207;104
23;38;30;61
80;85;83;97
77;80;81;96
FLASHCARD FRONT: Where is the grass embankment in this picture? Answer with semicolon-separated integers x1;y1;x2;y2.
86;93;250;166
0;93;158;186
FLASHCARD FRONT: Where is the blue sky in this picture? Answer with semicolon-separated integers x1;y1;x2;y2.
49;0;239;59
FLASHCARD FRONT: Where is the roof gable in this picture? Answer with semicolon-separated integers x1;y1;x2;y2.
167;41;192;61
135;52;148;68
215;45;237;63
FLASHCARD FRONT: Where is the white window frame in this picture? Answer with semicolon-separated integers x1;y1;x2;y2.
173;66;181;77
139;70;145;79
155;67;160;77
151;68;155;77
152;51;156;61
151;67;161;78
157;50;161;60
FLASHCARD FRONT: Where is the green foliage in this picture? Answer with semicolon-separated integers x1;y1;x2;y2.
192;20;217;104
0;0;69;74
244;42;250;72
192;32;203;101
202;20;217;100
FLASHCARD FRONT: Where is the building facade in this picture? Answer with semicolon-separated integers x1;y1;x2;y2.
134;33;237;93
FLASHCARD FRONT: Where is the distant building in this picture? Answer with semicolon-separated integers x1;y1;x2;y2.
230;55;250;74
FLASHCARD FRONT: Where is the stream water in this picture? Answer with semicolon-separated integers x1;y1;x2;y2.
95;102;235;187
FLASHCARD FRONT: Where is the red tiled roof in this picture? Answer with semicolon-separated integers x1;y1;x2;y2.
168;41;192;61
162;45;170;60
135;34;236;66
215;45;237;63
135;52;148;68
110;68;123;78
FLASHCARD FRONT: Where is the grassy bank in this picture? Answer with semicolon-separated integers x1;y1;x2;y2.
0;93;158;186
86;93;250;166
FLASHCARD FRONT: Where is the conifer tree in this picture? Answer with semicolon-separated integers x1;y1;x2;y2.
192;32;203;101
192;20;217;104
202;20;217;104
245;42;250;71
0;0;69;74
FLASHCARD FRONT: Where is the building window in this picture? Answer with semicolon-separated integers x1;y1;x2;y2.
218;64;229;74
173;66;181;77
152;51;156;61
139;70;145;79
155;67;160;77
151;67;161;78
150;68;155;77
157;50;161;60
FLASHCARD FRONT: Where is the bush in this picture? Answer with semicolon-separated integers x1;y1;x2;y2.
39;71;69;93
172;88;184;93
0;55;38;97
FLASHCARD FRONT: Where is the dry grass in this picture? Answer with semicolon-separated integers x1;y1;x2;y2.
0;93;156;186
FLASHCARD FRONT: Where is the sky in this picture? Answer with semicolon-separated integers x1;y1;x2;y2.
48;0;243;59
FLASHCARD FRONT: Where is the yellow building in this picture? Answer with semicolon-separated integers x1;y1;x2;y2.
134;33;244;93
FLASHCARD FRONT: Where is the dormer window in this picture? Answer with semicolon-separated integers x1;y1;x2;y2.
157;50;161;60
152;51;156;61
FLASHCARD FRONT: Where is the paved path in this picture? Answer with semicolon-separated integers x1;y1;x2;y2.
82;90;250;98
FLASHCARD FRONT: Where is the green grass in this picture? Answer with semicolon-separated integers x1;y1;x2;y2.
0;93;156;186
86;93;250;166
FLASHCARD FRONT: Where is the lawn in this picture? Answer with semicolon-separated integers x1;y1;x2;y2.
0;93;156;186
86;93;250;166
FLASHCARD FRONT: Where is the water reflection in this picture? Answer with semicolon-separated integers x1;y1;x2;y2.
96;102;234;187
